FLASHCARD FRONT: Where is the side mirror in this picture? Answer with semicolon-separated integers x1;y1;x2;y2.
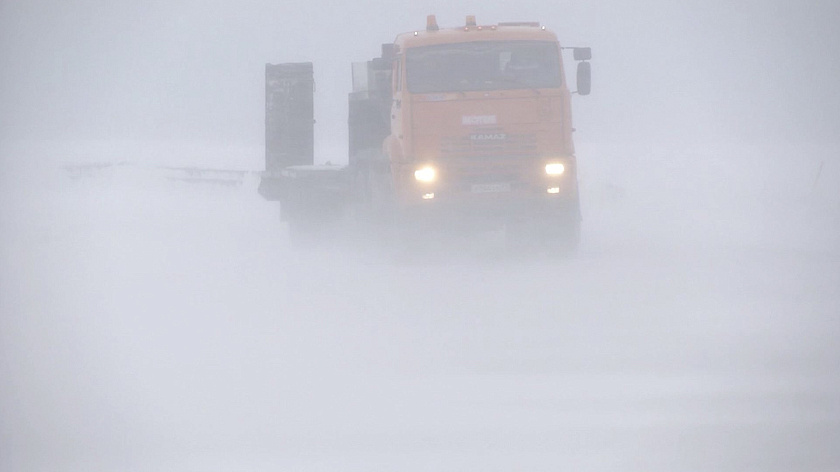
573;47;591;61
576;61;591;96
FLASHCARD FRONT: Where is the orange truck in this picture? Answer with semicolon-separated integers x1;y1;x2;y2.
259;15;591;249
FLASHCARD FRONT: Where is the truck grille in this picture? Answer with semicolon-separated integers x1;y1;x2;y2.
439;159;535;193
440;132;538;159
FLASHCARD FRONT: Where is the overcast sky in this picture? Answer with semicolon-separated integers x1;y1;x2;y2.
2;0;839;152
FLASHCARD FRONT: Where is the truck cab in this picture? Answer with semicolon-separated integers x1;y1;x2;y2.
366;16;590;243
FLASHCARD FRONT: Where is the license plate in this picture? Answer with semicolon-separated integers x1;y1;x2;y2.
471;182;511;193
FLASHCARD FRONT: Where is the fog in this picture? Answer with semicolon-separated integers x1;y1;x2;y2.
2;1;840;471
3;1;840;147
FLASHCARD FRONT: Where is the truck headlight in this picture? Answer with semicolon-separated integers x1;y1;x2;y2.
545;163;565;176
414;166;437;182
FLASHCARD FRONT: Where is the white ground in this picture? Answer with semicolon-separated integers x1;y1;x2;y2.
1;140;839;471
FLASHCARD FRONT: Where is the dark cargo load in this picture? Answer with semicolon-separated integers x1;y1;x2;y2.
265;62;314;171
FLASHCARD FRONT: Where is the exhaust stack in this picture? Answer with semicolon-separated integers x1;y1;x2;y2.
426;14;439;31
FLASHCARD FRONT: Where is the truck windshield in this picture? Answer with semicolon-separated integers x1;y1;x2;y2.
405;41;561;93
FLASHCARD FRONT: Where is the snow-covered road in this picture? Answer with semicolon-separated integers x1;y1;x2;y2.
2;141;839;471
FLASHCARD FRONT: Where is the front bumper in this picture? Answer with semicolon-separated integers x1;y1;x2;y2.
398;190;580;231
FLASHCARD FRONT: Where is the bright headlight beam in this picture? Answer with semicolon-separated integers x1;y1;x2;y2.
414;166;436;182
545;163;565;175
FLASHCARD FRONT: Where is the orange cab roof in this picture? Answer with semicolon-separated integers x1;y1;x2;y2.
394;23;559;51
